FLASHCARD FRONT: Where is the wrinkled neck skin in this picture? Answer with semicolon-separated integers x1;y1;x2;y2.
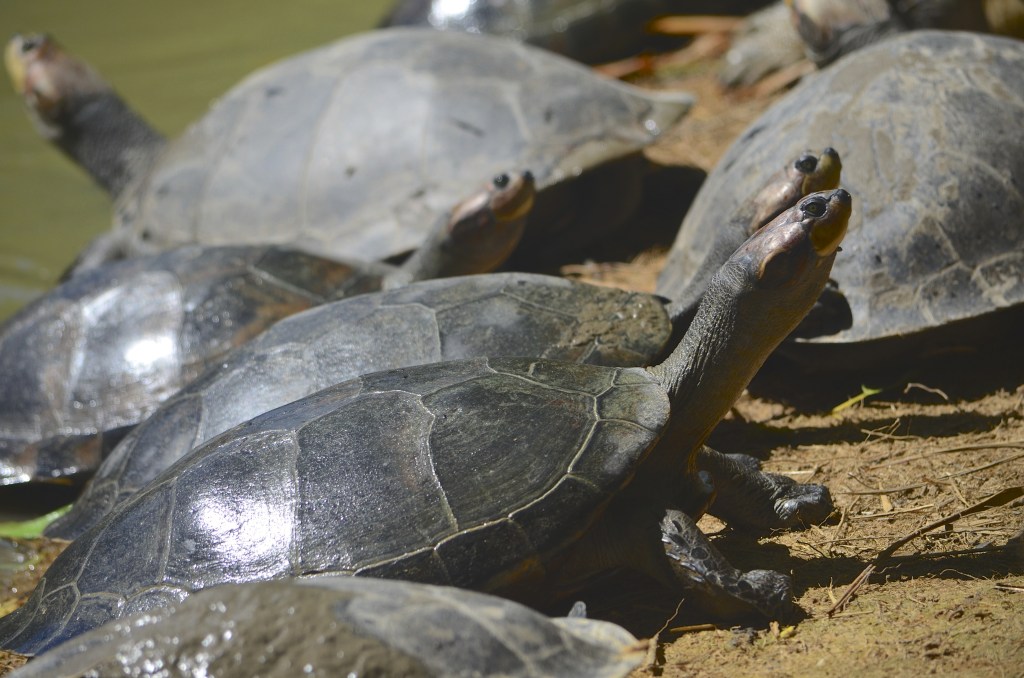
646;254;835;483
44;92;165;200
380;211;454;289
387;208;525;287
662;197;768;332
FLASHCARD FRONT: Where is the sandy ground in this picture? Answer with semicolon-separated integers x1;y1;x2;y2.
1;31;1023;678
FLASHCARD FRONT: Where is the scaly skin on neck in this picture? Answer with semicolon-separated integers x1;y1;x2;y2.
52;92;165;200
647;189;850;482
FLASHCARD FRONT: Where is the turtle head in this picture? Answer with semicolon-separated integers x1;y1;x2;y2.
650;188;850;456
440;170;536;274
5;33;110;138
748;147;842;234
730;188;850;318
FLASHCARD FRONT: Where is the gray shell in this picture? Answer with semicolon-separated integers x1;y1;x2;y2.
0;357;668;654
11;577;645;678
48;272;671;540
658;31;1024;346
118;28;692;263
0;245;377;485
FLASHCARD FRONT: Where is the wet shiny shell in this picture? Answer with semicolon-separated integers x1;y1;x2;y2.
0;245;386;485
658;31;1024;346
48;272;671;540
119;28;692;263
13;577;645;678
0;357;668;654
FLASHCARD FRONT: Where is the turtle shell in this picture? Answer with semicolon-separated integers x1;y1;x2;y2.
0;245;386;486
12;577;644;678
118;28;692;265
0;357;668;654
47;272;670;540
658;31;1024;356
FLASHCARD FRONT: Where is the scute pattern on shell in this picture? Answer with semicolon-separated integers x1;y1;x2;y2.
659;31;1024;343
121;28;692;262
47;273;671;540
0;357;668;655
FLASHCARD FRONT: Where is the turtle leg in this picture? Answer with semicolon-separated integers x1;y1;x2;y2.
59;229;132;280
658;508;793;621
694;446;833;530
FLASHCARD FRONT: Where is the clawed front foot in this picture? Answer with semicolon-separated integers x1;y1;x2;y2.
660;509;793;621
696;447;834;530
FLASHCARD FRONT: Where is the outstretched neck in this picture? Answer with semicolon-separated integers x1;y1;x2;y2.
648;279;747;467
49;92;165;200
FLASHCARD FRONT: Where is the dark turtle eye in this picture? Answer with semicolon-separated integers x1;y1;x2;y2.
795;155;817;174
492;173;510;189
21;35;42;53
801;197;827;218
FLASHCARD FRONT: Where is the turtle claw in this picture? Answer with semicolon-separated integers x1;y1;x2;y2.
660;509;793;621
695;448;834;531
773;478;834;527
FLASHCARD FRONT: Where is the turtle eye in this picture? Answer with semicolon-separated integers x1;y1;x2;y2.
801;196;827;218
795;155;817;174
492;173;510;189
21;36;42;53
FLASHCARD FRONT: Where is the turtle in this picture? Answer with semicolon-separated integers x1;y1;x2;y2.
787;0;990;66
719;1;809;89
0;171;535;488
9;577;647;678
0;188;851;654
46;149;841;541
720;0;1004;89
4;29;692;276
658;30;1024;380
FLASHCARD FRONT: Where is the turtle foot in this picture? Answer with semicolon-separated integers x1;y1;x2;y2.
660;509;793;621
696;448;834;531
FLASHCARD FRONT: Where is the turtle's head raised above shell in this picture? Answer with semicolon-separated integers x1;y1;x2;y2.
748;147;842;234
5;33;110;133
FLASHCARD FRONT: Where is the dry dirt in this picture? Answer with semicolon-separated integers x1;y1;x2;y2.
1;34;1022;678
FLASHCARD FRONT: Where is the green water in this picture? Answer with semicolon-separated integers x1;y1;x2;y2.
0;0;391;321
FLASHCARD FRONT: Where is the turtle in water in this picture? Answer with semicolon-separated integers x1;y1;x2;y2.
12;577;647;678
47;149;841;541
0;188;851;654
4;30;692;275
658;31;1024;381
0;171;535;488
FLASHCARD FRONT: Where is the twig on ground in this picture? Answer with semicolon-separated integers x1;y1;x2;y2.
869;441;1024;469
903;382;950;400
826;486;1024;617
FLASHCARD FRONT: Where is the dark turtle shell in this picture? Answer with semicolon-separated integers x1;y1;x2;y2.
48;273;671;540
13;577;644;678
0;245;389;486
0;357;668;654
0;192;851;654
658;31;1024;364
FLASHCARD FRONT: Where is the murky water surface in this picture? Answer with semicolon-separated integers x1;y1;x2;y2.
0;0;390;320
